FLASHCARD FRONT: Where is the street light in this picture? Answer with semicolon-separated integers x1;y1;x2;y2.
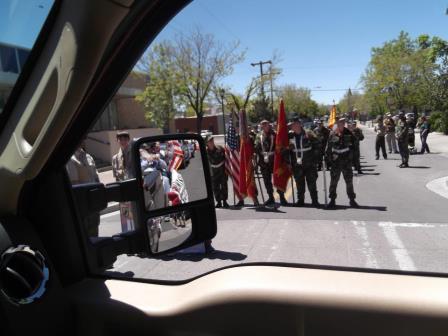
220;88;226;145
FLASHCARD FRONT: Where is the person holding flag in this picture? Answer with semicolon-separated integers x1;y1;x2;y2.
255;120;288;206
238;109;259;206
205;135;229;208
283;118;321;207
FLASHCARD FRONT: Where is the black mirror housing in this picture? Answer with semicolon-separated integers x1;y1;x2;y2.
132;133;217;255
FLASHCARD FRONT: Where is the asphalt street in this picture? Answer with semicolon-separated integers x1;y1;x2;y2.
104;128;448;281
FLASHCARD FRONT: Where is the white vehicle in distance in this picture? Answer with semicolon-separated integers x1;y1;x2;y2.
200;130;212;138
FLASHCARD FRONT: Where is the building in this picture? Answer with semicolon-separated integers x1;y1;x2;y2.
0;42;30;112
173;114;225;134
86;72;162;164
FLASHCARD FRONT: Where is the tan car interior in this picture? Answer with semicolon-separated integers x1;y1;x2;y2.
1;0;448;335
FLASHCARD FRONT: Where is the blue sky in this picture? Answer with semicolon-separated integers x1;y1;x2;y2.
0;0;53;48
1;0;447;105
153;0;448;104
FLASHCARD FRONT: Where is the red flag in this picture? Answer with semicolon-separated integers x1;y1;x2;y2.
273;100;291;192
238;109;257;201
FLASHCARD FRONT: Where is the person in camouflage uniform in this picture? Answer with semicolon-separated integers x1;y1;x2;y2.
206;135;229;208
374;116;387;160
313;119;330;171
348;121;364;174
255;120;288;206
326;118;358;208
396;111;409;168
283;118;320;207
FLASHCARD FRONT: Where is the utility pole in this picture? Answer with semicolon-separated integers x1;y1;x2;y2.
251;60;272;119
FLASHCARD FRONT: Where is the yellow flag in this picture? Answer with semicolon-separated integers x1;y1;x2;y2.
328;103;337;128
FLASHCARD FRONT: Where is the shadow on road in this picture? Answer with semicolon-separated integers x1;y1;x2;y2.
407;166;431;169
361;164;377;168
254;206;287;213
357;172;381;176
157;250;247;262
324;205;387;211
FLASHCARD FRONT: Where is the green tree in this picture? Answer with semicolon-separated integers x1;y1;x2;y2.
173;27;245;132
361;31;436;116
277;84;319;118
135;42;183;133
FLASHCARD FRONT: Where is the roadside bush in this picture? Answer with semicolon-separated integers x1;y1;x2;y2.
429;111;448;135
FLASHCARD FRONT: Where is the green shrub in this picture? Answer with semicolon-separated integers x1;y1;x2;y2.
429;111;448;135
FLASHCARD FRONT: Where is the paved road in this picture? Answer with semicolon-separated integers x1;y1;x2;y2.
105;128;448;280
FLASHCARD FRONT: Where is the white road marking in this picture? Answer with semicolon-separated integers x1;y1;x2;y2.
426;176;448;200
380;221;416;271
352;220;379;268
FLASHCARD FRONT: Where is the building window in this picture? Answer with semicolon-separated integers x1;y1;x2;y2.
0;45;19;74
91;101;119;131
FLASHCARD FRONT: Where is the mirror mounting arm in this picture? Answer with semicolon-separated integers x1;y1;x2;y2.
72;179;139;217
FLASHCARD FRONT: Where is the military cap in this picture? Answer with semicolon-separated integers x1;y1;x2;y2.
316;119;323;124
337;117;346;123
116;130;130;139
291;117;302;124
260;120;270;125
205;134;214;143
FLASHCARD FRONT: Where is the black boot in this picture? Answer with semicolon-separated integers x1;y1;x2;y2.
215;201;222;208
350;199;359;208
295;199;305;207
312;199;321;208
236;200;244;207
357;169;363;174
264;196;275;206
326;198;336;209
222;201;230;208
279;193;288;206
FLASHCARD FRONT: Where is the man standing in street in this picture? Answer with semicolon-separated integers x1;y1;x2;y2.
66;142;100;237
206;135;229;208
374;116;387;160
284;118;320;207
348;121;364;174
384;113;399;154
326;118;358;208
313;119;330;171
255;120;288;206
112;131;134;181
112;131;135;232
419;116;431;154
396;111;409;168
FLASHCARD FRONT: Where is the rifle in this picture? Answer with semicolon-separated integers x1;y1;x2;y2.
322;155;328;206
252;155;265;205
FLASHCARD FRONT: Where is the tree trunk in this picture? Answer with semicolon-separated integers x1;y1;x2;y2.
196;114;203;134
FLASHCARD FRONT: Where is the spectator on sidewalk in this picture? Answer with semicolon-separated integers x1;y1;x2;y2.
419;116;431;154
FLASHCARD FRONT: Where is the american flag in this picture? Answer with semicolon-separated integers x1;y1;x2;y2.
225;114;242;200
168;140;184;171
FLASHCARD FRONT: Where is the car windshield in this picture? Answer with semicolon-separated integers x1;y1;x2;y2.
84;0;448;282
0;0;54;116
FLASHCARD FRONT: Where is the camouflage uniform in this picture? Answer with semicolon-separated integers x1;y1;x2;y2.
313;124;330;170
112;145;134;181
207;145;228;203
396;117;409;167
351;126;364;172
255;129;276;201
327;128;356;202
284;129;320;205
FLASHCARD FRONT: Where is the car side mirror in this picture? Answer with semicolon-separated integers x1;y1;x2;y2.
132;133;217;254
